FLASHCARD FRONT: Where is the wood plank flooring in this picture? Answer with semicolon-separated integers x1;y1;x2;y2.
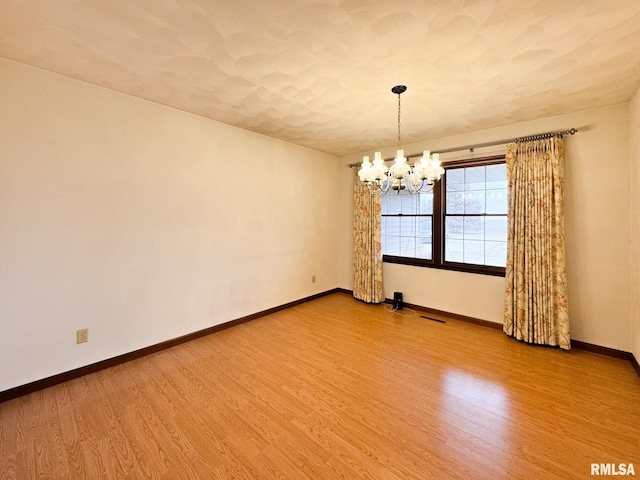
1;292;639;479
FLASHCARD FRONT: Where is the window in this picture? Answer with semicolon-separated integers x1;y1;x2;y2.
381;186;433;260
381;155;507;276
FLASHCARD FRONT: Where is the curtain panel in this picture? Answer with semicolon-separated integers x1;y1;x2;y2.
352;172;383;303
503;137;570;350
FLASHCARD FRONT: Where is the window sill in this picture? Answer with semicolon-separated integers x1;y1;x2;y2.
382;255;506;277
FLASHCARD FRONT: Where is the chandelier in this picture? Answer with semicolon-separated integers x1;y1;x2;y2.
358;85;444;194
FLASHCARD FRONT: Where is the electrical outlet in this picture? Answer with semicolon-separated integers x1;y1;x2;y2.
76;328;88;344
312;275;316;283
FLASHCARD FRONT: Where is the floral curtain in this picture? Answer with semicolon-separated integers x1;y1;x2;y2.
503;136;570;349
353;171;383;303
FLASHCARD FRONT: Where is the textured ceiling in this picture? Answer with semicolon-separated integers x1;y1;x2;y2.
1;0;640;156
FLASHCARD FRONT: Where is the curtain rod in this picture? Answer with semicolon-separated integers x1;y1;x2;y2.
347;128;578;168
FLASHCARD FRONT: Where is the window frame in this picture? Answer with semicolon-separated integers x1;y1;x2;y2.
382;155;507;277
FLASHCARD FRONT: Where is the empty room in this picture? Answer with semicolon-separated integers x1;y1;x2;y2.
1;0;639;478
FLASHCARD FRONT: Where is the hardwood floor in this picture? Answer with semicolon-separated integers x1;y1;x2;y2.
1;292;639;479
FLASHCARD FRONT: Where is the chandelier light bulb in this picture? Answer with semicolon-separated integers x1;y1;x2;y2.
358;155;375;184
418;150;431;165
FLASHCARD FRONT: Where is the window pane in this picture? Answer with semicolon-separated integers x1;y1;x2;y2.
401;190;418;214
399;216;415;237
418;217;432;237
446;169;464;192
485;241;507;267
416;238;432;260
465;166;485;191
445;216;463;239
384;236;401;256
486;164;507;189
445;239;463;263
486;189;507;214
385;194;401;214
463;240;485;264
465;191;485;214
385;217;400;236
399;236;415;257
485;216;507;241
447;192;465;214
418;192;433;214
417;217;432;259
464;217;484;240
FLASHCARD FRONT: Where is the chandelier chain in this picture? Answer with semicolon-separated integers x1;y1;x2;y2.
397;92;402;150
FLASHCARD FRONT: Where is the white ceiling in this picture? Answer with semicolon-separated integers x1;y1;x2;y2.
1;0;640;156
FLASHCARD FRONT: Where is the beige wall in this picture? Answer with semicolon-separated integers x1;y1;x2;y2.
631;86;640;362
0;58;340;392
339;104;633;351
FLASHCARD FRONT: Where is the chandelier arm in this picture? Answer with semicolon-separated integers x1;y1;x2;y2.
366;178;392;195
404;177;419;195
366;183;382;195
418;183;435;194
